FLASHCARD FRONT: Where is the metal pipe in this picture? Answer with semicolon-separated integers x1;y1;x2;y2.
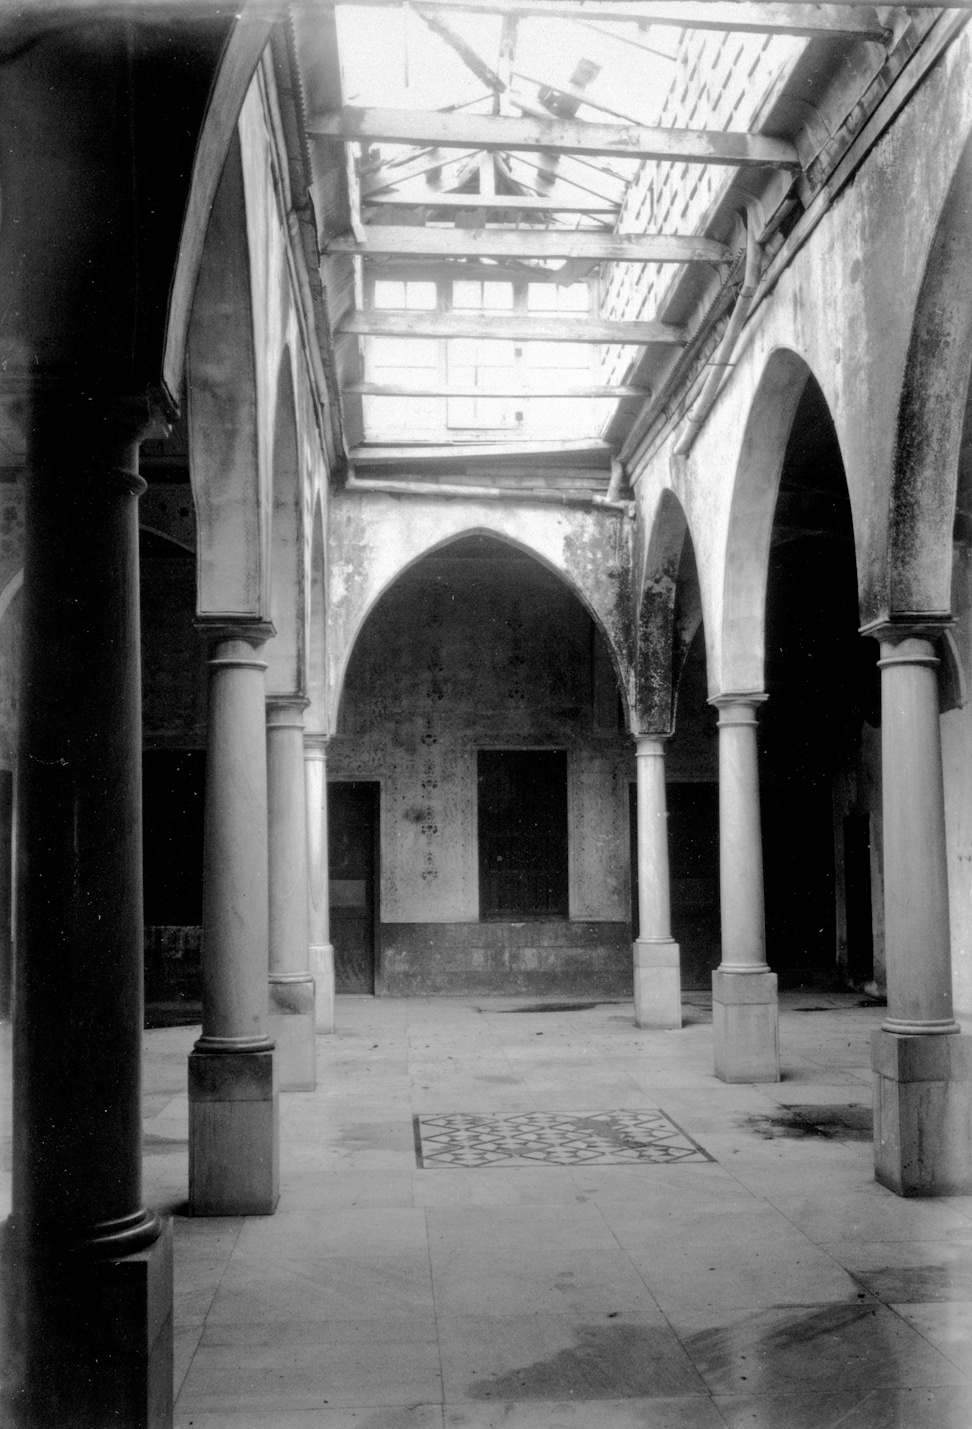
672;216;762;459
345;473;633;514
605;454;624;503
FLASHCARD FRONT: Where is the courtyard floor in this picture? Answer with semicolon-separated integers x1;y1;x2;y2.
7;991;972;1426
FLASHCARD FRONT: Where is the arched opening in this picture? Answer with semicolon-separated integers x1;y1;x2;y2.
641;504;720;993
760;375;880;990
329;533;633;996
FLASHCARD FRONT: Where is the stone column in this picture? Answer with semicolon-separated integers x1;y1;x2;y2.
189;623;279;1216
867;623;972;1195
711;694;779;1082
632;735;681;1028
3;392;172;1427
305;733;335;1033
267;698;316;1089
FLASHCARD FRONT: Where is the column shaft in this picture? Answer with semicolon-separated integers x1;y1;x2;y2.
878;637;957;1034
712;696;778;1082
267;699;315;1089
4;392;171;1427
869;628;971;1196
189;627;278;1216
632;736;681;1029
305;735;335;1034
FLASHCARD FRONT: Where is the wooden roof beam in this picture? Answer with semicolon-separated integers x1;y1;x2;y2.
413;6;508;92
309;107;801;169
328;224;728;262
338;309;685;344
313;1;893;42
346;381;648;397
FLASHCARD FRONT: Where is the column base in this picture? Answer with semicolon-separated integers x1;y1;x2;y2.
712;969;779;1082
872;1029;972;1196
633;939;682;1029
189;1049;279;1215
1;1218;173;1429
311;942;335;1033
269;974;317;1091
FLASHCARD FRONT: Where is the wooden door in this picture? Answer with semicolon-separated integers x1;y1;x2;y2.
328;782;378;993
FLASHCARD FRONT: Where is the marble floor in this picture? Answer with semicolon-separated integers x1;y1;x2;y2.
6;992;972;1426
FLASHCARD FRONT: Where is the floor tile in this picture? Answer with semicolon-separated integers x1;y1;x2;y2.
675;1302;970;1394
437;1312;706;1402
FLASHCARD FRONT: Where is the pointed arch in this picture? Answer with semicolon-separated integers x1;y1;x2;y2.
720;348;816;693
637;489;704;735
326;504;635;732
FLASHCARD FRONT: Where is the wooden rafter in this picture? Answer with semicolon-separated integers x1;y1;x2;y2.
328;225;729;262
309;107;801;169
339;309;684;343
413;6;508;92
365;190;620;211
314;1;893;41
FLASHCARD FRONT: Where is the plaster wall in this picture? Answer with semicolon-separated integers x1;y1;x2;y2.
329;544;635;994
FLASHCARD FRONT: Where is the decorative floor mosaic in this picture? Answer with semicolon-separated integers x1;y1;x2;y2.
413;1110;712;1168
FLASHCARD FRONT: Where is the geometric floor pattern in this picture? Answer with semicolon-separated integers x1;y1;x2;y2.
414;1109;712;1168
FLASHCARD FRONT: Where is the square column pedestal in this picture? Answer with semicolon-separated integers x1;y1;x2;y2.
2;1221;173;1428
633;939;682;1029
713;969;779;1082
872;1030;972;1196
189;1050;279;1215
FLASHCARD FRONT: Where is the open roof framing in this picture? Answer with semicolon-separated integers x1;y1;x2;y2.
314;1;896;40
319;0;945;463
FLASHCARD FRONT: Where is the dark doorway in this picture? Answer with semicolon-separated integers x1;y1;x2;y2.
329;781;379;993
478;749;569;919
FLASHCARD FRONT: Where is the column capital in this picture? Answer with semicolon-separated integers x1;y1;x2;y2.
30;387;157;497
196;618;276;663
267;696;310;731
860;615;952;646
304;731;332;755
710;692;767;726
634;733;671;757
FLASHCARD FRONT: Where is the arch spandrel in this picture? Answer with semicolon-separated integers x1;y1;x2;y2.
266;350;305;697
326;493;635;733
306;492;327;732
888;123;972;623
187;127;266;623
719;348;823;695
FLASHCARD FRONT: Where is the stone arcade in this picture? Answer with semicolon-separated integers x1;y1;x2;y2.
2;0;972;1423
